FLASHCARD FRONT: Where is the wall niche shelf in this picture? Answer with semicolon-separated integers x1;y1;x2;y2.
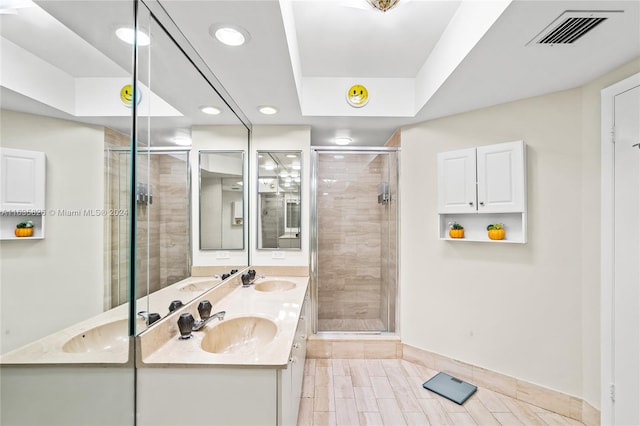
437;140;527;244
1;214;45;240
439;212;526;243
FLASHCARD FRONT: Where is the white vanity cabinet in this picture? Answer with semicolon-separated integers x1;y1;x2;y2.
438;140;527;243
279;289;309;425
0;147;46;240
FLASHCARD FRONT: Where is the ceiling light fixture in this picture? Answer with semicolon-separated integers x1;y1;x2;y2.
258;105;278;115
366;0;401;12
200;106;222;115
210;24;250;47
116;27;150;46
334;137;352;146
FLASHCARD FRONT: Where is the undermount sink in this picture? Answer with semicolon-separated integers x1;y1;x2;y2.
179;279;220;292
253;280;296;292
200;316;277;355
62;319;129;353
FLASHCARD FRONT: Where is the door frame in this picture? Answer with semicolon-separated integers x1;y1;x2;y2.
601;71;640;425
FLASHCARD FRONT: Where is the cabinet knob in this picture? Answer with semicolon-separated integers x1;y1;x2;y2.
479;202;485;206
468;202;474;207
293;343;301;349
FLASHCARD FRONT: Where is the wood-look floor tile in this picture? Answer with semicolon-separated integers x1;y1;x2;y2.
314;386;336;412
407;376;433;400
334;375;355;399
332;359;351;376
377;398;408;426
335;398;360;426
403;411;432;426
298;397;314;426
370;376;395;399
448;412;478;426
475;388;511;413
418;398;452;426
305;358;317;373
463;399;500;426
366;359;387;377
354;387;379;412
536;411;574;425
400;359;423;378
391;386;422;412
492;412;525;425
313;411;336;426
437;396;470;413
303;375;316;398
498;396;547;425
359;412;384;426
316;367;335;387
351;365;373;387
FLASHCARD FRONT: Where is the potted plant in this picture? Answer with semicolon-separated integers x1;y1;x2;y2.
448;221;464;239
487;223;505;240
14;220;34;237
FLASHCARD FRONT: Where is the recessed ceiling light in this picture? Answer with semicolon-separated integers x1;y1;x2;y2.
200;106;222;115
115;27;150;46
210;24;250;47
334;137;352;146
258;105;278;115
286;154;297;158
171;137;191;146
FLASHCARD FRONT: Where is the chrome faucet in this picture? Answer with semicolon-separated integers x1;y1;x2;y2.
177;300;225;339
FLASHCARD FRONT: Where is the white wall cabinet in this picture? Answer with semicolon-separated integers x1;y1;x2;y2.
438;140;527;243
0;147;46;240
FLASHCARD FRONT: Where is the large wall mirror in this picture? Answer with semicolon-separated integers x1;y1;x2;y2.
257;151;302;250
199;151;245;250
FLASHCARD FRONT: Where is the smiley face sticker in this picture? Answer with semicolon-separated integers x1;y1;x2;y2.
120;84;141;107
346;84;369;108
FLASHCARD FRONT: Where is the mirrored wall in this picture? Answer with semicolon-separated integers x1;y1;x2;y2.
0;1;250;424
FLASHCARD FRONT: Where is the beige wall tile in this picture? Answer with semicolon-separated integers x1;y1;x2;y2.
581;400;601;426
364;341;397;359
473;365;517;398
516;379;573;418
307;340;331;359
331;342;364;359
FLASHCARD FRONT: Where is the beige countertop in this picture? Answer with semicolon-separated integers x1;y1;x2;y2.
0;266;309;367
137;274;309;368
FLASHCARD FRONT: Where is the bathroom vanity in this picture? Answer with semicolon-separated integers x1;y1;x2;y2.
135;269;309;426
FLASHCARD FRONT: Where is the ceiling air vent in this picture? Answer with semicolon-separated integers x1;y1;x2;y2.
528;10;623;45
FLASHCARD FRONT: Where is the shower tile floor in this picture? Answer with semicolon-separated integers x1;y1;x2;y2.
317;319;387;333
296;358;585;426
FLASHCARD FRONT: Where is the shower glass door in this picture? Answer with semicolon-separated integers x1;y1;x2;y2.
312;148;398;333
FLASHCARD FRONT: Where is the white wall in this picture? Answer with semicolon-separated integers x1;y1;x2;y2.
400;57;640;406
250;125;310;267
0;110;104;353
191;125;249;267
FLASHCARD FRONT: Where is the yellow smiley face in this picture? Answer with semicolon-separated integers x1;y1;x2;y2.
120;84;140;107
346;84;369;108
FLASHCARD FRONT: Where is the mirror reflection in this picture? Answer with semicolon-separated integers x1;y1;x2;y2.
257;151;302;250
199;151;245;250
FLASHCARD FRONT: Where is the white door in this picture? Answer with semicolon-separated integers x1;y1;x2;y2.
613;83;640;425
476;140;525;213
437;147;477;213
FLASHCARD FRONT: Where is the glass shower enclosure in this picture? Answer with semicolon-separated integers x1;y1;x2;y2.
311;148;399;333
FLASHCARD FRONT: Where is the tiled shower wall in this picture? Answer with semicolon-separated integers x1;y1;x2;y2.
104;129;190;307
316;152;397;331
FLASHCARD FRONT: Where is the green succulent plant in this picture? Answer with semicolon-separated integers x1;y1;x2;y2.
16;220;34;229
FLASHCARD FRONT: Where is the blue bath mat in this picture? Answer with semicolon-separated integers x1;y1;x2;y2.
422;372;477;405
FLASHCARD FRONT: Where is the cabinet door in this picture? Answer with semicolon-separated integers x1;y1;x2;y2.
437;148;477;213
0;148;45;211
476;141;525;213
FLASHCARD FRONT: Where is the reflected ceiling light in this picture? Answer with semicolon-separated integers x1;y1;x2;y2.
258;105;278;115
279;171;289;178
171;137;191;146
334;137;352;146
286;154;297;158
292;163;301;170
200;106;222;115
264;163;275;170
236;181;243;186
210;24;250;47
0;0;33;14
367;0;401;12
115;27;150;46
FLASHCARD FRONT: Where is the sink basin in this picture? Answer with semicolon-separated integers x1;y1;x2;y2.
253;280;296;292
200;316;277;354
62;319;129;353
179;279;220;292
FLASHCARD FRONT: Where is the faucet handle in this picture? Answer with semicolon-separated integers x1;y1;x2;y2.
177;313;195;339
241;273;251;286
221;273;230;280
198;300;212;320
230;269;238;275
147;312;161;325
168;300;184;313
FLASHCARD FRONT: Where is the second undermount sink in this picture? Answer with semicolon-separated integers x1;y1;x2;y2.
179;279;221;293
253;280;296;292
200;316;277;355
62;319;129;353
